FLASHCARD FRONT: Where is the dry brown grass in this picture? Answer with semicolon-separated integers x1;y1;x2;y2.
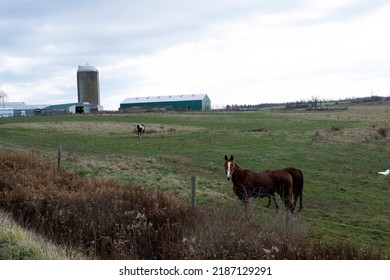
289;103;390;123
311;127;389;145
2;122;203;135
0;149;194;259
0;149;385;259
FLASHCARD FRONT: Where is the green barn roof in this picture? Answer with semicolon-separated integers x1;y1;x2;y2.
121;94;208;104
120;94;211;110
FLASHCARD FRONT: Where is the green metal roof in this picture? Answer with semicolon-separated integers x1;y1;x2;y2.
42;103;78;111
121;94;209;105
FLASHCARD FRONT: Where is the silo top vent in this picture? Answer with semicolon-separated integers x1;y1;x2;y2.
78;64;98;72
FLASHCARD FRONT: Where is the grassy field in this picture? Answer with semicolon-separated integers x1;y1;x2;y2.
1;103;389;257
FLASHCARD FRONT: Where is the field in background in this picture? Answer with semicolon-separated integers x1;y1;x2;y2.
1;103;389;257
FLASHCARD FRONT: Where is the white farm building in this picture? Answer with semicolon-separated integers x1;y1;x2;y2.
120;94;211;111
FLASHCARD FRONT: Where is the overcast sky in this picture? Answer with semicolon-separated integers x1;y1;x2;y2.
1;0;390;110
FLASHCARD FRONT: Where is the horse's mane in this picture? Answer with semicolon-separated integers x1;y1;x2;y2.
233;162;253;173
232;162;256;178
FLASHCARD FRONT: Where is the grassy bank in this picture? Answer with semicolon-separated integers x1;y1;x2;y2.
0;210;83;260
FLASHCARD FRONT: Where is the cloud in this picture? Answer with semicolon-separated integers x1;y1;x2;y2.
1;0;390;110
117;2;390;105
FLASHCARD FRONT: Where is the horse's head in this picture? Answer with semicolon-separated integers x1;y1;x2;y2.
224;155;234;180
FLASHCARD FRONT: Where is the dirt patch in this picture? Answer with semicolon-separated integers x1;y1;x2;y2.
249;128;269;133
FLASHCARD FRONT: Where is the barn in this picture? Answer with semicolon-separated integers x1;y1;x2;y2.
120;94;211;111
2;102;46;117
41;102;103;115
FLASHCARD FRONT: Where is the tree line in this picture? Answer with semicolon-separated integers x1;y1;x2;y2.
226;95;390;110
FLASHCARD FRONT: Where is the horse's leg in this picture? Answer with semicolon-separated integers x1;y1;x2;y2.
265;196;272;208
293;193;298;211
242;199;250;216
298;193;303;212
283;197;294;213
241;195;250;216
271;194;279;213
278;188;294;213
293;190;303;213
238;192;250;215
244;201;250;215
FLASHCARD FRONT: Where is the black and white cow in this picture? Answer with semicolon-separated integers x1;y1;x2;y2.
136;124;145;138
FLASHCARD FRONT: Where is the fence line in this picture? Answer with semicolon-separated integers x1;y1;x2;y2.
0;140;61;167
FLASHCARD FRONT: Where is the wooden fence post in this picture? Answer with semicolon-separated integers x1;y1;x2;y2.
191;176;196;208
57;145;62;170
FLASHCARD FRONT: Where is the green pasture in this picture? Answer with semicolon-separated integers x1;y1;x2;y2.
1;105;389;254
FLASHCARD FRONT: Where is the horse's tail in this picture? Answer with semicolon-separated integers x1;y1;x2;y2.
283;167;304;212
297;169;304;197
296;169;304;212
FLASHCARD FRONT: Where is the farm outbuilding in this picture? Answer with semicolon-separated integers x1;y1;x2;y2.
120;94;211;111
2;102;46;117
41;102;103;115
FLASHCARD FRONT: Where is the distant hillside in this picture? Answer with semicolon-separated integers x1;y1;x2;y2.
226;95;390;110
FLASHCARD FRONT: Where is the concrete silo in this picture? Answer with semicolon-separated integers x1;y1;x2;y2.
77;65;100;105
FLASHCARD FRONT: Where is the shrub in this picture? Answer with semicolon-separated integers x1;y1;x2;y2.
0;149;194;259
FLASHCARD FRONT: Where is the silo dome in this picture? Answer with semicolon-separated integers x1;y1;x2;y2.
77;64;100;105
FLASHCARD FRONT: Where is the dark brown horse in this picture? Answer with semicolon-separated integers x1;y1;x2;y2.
224;155;294;213
262;167;304;212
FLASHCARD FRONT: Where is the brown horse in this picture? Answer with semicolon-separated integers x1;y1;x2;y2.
224;155;294;213
262;167;304;212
